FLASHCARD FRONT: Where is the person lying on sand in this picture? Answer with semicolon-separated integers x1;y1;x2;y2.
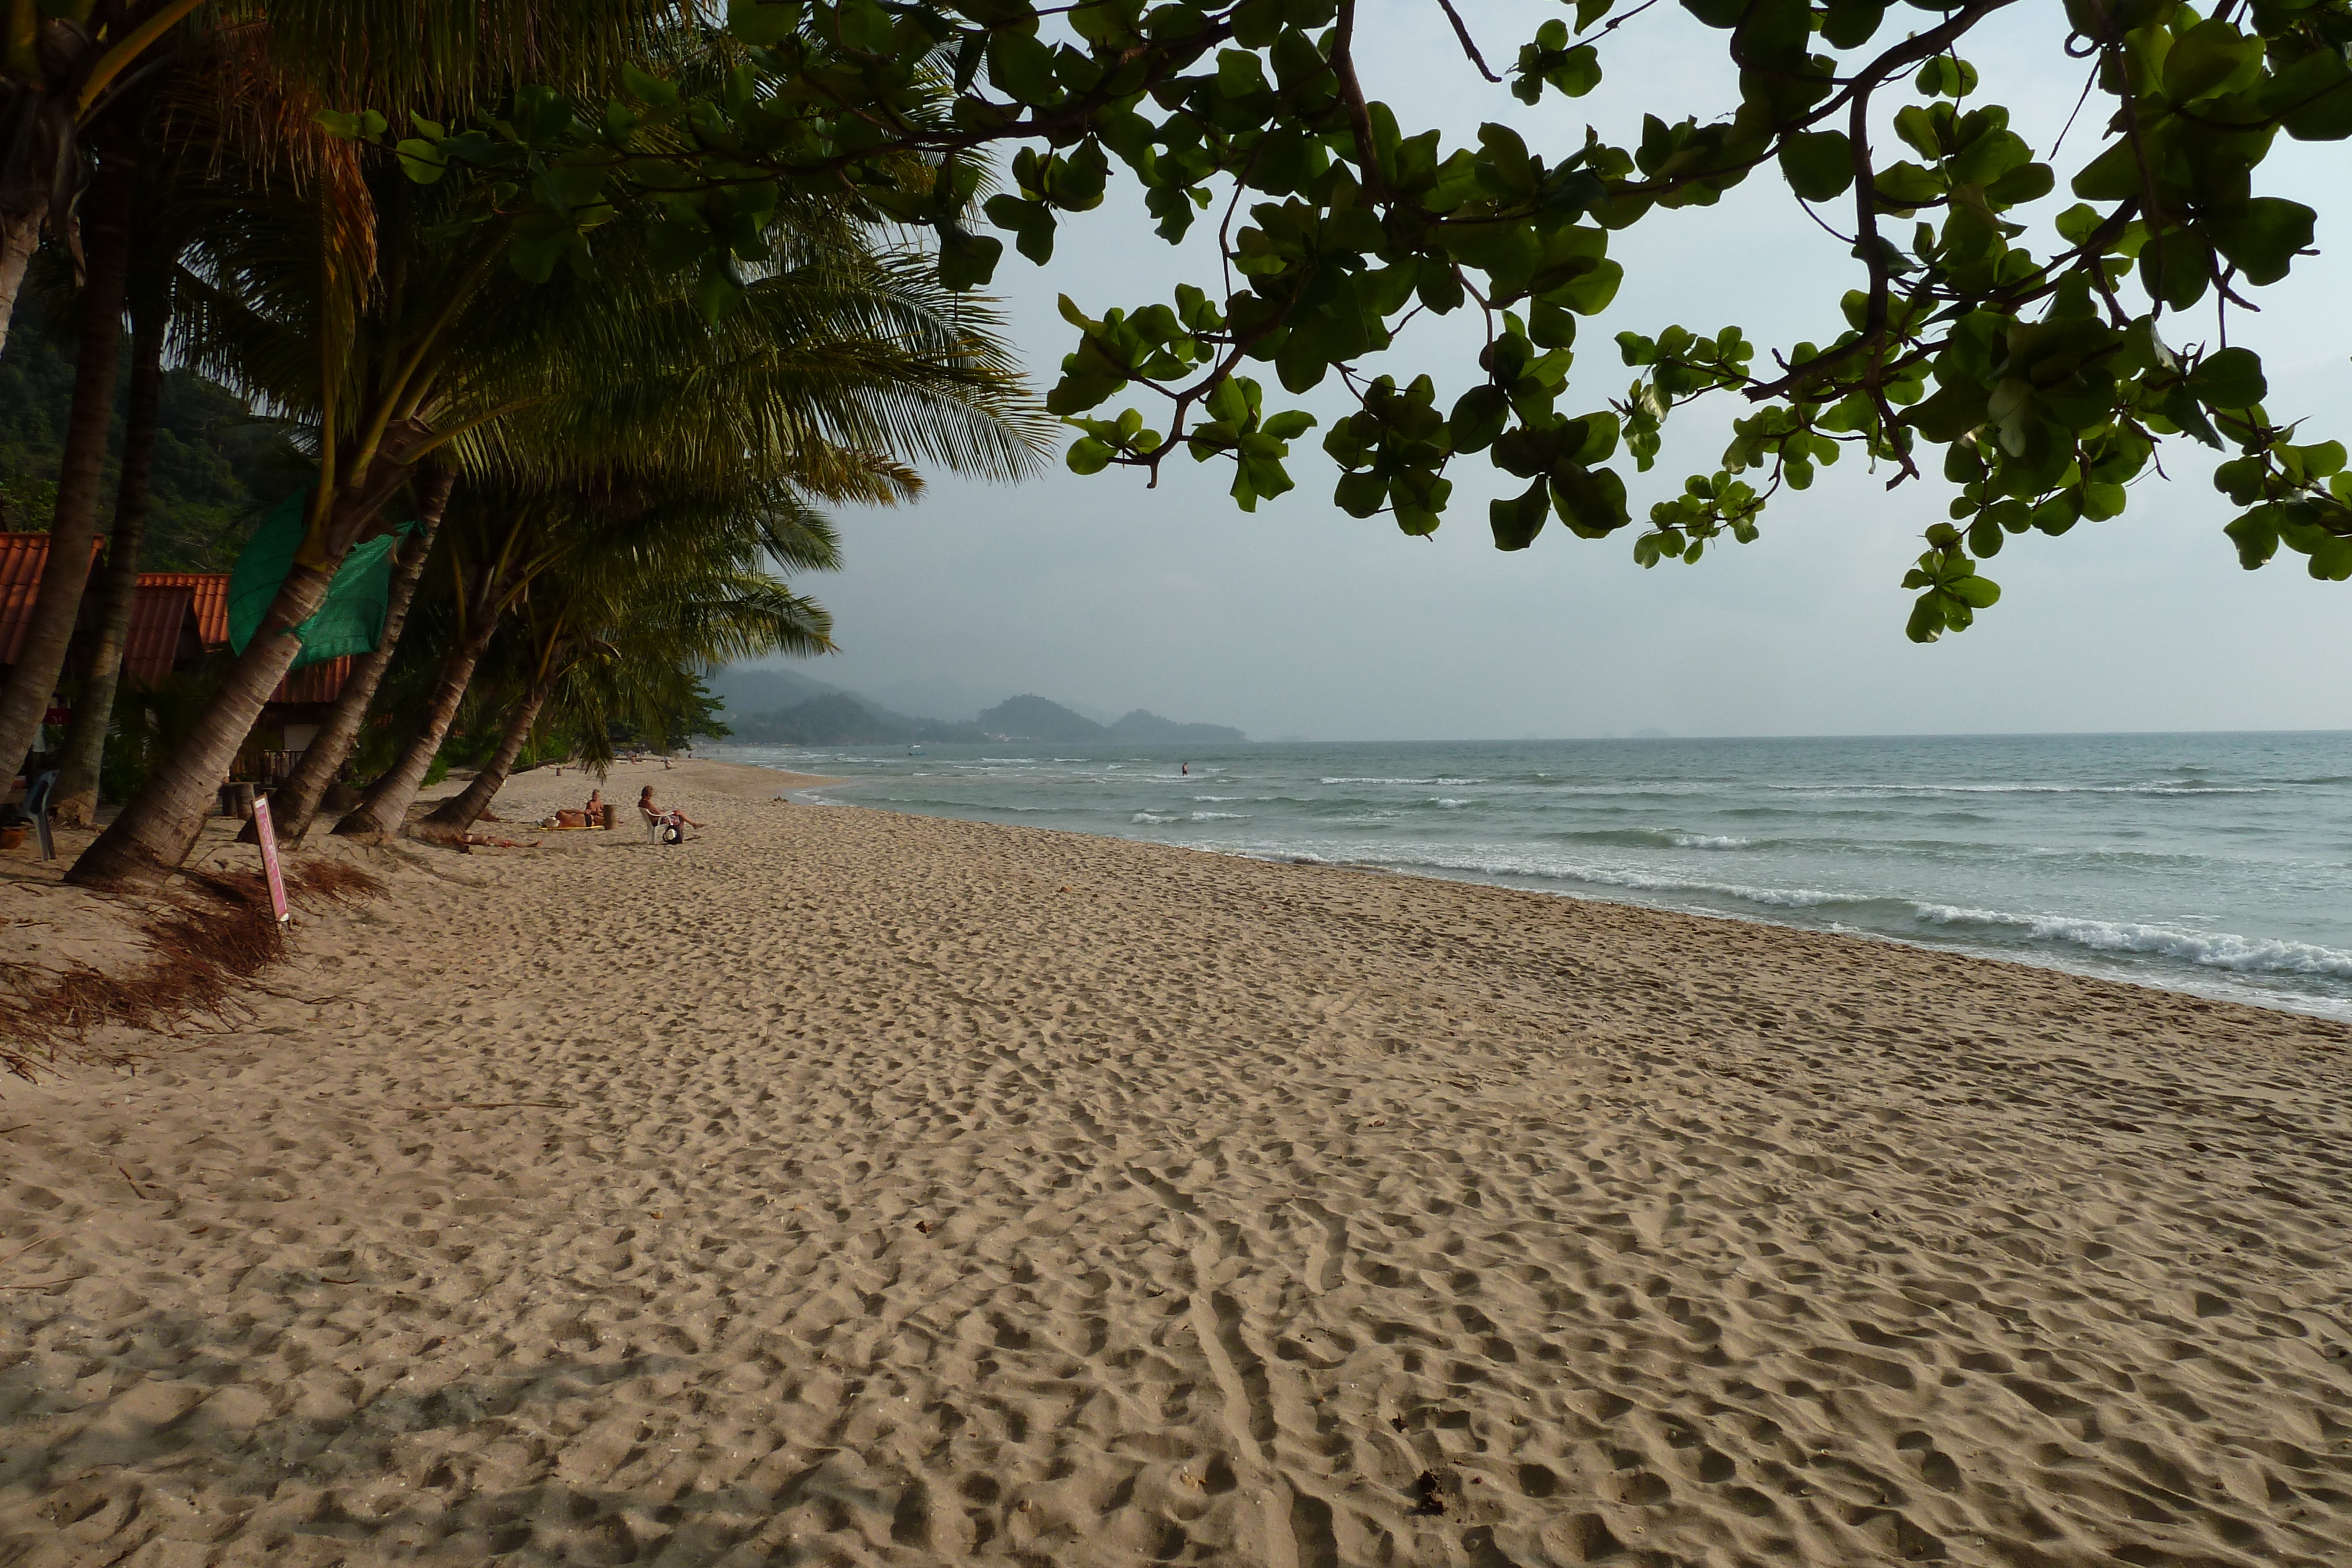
455;831;539;852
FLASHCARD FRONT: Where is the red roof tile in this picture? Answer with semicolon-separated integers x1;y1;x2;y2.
123;582;197;688
0;531;102;666
270;656;350;706
136;571;230;648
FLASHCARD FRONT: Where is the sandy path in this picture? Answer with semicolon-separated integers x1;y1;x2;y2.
3;760;2349;1567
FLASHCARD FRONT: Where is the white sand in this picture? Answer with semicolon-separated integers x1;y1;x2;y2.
3;757;2349;1567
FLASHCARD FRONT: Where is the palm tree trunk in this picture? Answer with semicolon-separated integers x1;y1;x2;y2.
51;283;166;827
419;673;552;837
0;151;136;787
0;207;42;359
264;467;456;843
331;611;501;841
63;453;424;889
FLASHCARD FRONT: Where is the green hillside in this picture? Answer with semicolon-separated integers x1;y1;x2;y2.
0;279;306;570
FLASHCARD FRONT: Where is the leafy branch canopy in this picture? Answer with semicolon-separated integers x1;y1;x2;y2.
331;0;2352;638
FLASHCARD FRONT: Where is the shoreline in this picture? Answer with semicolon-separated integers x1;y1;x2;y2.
5;755;2348;1566
753;756;2352;1026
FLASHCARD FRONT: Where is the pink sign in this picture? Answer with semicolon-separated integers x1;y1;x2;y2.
251;795;290;923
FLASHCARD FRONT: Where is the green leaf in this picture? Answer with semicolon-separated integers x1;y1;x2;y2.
726;0;804;46
935;225;1004;290
620;62;679;106
2224;506;2280;569
1550;462;1629;538
1778;132;1853;202
1490;476;1550;550
1948;572;2000;608
1066;436;1115;474
2207;198;2315;286
1334;470;1388;517
988;29;1062;105
2187;346;2266;410
393;138;449;183
2162;18;2264;105
1821;0;1885;49
1450;385;1510;453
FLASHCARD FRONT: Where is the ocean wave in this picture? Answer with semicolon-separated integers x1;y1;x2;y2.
1912;906;2352;977
1433;797;1476;809
1319;776;1488;785
1672;833;1753;849
1768;782;2274;797
1352;845;1859;910
1131;811;1180;824
1191;811;1252;821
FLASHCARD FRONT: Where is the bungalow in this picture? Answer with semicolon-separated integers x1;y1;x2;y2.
0;533;352;785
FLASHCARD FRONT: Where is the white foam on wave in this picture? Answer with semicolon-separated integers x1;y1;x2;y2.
1355;844;1857;910
1131;811;1180;824
1433;798;1475;809
1319;776;1488;786
1191;811;1252;821
1770;781;2272;798
1913;905;2352;977
1672;833;1752;850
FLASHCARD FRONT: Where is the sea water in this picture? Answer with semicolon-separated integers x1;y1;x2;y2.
716;731;2352;1020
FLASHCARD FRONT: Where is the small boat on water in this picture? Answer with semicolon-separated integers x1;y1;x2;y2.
908;744;926;755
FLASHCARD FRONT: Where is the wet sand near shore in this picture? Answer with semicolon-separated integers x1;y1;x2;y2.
3;758;2349;1567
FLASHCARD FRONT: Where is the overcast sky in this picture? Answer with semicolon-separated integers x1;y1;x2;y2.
747;1;2352;741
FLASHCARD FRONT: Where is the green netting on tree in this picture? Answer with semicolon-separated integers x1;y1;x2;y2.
228;492;412;670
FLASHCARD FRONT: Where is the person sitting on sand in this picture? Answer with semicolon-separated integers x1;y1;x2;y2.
584;788;604;824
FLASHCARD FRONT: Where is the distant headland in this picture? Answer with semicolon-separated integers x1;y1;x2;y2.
708;666;1244;746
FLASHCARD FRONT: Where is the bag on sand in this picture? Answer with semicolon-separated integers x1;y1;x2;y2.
662;822;683;844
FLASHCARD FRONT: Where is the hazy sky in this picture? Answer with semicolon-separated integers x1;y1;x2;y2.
747;2;2352;742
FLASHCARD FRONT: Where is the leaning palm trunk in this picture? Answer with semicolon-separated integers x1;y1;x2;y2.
64;449;424;888
52;293;167;827
419;674;552;837
0;208;41;357
331;615;500;841
263;468;456;844
0;152;136;786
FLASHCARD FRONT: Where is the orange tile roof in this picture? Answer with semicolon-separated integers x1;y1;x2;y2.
0;541;344;706
123;582;197;689
0;531;101;666
136;570;230;648
270;656;350;706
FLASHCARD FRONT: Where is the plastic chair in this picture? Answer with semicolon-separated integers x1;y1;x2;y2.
21;768;57;862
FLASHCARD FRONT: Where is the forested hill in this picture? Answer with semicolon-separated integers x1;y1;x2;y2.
0;278;306;571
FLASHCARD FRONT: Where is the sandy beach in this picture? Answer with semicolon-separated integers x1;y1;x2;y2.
3;756;2350;1567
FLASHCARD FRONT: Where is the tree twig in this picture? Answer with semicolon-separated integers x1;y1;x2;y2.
1433;0;1501;82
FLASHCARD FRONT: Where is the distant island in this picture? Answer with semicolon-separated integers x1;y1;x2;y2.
705;666;1244;746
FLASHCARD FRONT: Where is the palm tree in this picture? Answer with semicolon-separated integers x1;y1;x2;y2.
259;465;452;842
305;206;1045;842
63;15;1046;882
0;2;675;352
0;130;137;788
19;1;682;882
46;223;165;826
420;490;838;837
64;141;533;885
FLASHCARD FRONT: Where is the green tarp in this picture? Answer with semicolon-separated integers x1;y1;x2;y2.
228;492;412;671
